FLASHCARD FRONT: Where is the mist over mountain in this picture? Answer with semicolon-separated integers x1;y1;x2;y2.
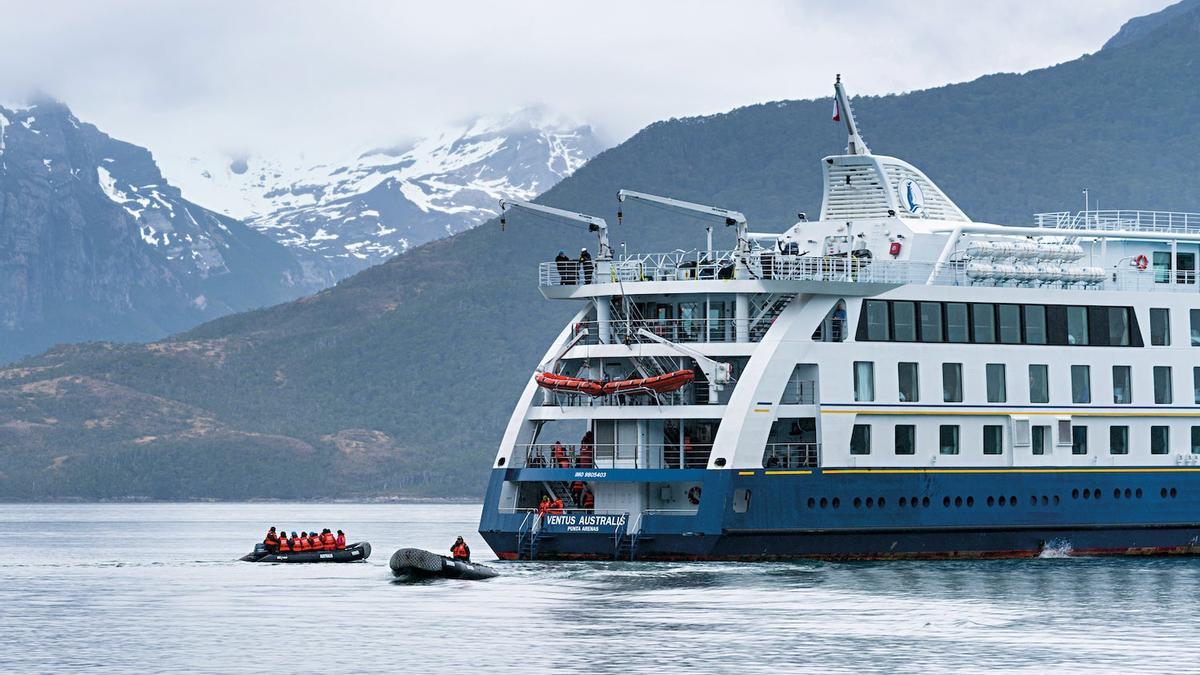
1;1;1197;500
164;108;604;283
0;100;314;365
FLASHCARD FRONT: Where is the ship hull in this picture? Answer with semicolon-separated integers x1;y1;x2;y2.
478;467;1200;560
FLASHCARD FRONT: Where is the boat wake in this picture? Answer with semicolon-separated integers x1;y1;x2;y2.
1038;540;1074;558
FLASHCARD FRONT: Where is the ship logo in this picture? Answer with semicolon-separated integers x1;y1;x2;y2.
898;178;925;214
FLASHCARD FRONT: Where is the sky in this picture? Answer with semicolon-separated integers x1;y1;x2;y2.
0;0;1173;167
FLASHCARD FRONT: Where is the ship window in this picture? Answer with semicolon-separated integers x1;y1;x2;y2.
1024;305;1047;344
1153;251;1172;284
920;302;943;342
1194;367;1200;404
939;425;960;455
1112;366;1132;404
1178;252;1196;284
1029;364;1049;404
1150;308;1171;346
853;362;875;402
1107;307;1131;346
986;364;1006;403
1192;426;1200;454
850;424;871;455
946;303;969;343
1109;425;1129;455
898;362;919;402
942;363;963;403
1192;309;1200;346
1071;365;1091;404
1154;366;1173;404
998;304;1021;344
1151;426;1169;455
972;304;996;343
983;425;1004;455
892;301;916;342
895;425;916;455
1072;426;1089;455
865;301;889;341
1066;306;1089;345
1032;425;1049;455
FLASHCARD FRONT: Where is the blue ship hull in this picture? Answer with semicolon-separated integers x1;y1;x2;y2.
477;467;1200;560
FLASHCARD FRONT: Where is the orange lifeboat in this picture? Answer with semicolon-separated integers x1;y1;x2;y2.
535;371;605;397
601;369;695;396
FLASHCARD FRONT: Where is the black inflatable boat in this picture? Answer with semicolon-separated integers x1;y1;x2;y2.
389;548;499;581
240;542;371;563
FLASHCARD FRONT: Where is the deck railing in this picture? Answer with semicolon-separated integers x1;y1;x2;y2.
762;443;821;469
519;443;714;469
1034;210;1200;234
541;254;1200;294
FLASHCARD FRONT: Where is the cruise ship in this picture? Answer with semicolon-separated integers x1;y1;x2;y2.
477;77;1200;560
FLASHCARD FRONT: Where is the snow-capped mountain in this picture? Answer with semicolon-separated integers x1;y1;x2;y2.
0;99;314;363
162;107;606;282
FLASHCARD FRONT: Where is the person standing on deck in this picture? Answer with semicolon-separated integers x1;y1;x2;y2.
552;441;570;468
578;431;594;468
579;247;593;284
555;250;572;285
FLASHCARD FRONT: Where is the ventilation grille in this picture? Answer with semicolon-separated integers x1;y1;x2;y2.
822;164;890;220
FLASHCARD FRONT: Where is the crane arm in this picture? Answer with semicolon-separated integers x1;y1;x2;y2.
617;189;748;254
635;328;732;388
499;198;611;259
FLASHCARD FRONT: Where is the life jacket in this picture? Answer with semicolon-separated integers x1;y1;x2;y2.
308;535;321;550
321;532;336;550
582;491;595;509
571;481;584;493
278;537;291;553
451;543;470;560
297;537;310;552
264;532;279;548
553;444;568;468
550;499;565;515
537;500;550;515
336;533;346;550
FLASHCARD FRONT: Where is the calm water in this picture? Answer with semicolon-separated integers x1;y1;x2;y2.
2;502;1198;674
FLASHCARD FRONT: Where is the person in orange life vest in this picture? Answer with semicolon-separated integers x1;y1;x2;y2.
450;536;471;562
277;532;292;553
296;532;310;551
263;526;280;553
308;531;321;550
537;495;552;516
288;531;300;551
578;431;594;468
320;529;336;551
570;480;584;504
581;485;595;512
552;441;569;468
335;530;346;550
549;497;565;515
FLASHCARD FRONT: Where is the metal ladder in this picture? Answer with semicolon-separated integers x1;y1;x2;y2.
516;511;542;560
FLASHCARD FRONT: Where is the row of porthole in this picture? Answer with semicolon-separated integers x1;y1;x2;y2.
806;489;1177;511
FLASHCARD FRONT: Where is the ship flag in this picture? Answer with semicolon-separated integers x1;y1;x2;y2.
832;97;841;122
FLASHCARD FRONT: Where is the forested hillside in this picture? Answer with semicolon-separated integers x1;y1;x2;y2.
2;3;1199;499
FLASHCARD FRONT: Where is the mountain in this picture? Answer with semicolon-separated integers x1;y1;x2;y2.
162;108;604;284
0;100;316;365
2;1;1199;500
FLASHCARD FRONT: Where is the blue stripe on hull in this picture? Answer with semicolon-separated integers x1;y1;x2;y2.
478;468;1200;560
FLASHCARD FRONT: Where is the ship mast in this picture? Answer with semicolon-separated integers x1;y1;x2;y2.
834;74;870;156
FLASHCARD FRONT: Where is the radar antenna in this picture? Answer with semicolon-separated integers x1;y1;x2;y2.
834;74;870;156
